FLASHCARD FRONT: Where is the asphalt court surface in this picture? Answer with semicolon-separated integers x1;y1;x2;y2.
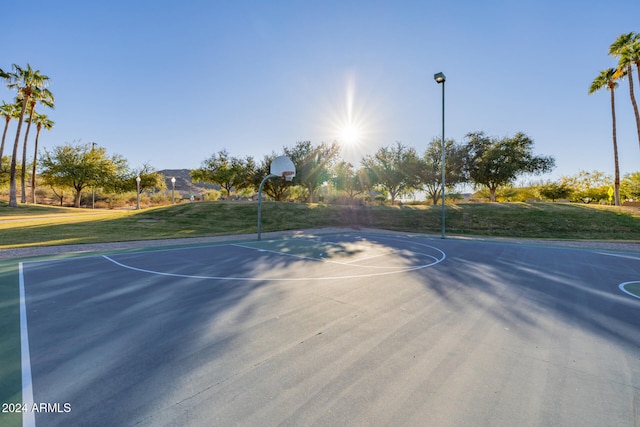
18;233;640;426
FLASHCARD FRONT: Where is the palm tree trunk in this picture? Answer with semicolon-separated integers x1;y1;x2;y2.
626;65;640;149
20;103;36;203
8;98;29;208
611;87;621;206
0;117;9;170
31;125;42;204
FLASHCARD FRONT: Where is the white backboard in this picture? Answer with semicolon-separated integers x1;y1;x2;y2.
270;156;296;179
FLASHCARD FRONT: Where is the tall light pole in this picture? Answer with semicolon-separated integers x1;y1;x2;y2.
171;177;176;204
136;176;141;210
434;72;446;238
91;142;97;209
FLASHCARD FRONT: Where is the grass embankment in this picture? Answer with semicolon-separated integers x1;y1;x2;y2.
1;201;640;249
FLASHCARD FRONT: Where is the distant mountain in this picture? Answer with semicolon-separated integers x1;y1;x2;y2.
158;169;217;196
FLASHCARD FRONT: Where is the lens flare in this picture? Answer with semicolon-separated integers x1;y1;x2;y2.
322;74;379;163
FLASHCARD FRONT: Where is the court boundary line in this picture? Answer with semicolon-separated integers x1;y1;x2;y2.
101;236;446;281
19;262;36;427
618;281;640;300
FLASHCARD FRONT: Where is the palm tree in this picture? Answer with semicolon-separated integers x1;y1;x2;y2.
589;69;621;206
29;112;54;203
628;35;640;87
0;64;51;207
20;87;54;202
610;32;640;148
0;101;21;170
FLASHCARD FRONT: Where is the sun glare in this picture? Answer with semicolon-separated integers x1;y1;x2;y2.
321;74;380;162
338;123;362;145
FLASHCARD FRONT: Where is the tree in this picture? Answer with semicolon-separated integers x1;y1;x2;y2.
40;143;129;208
361;142;421;205
29;112;54;203
589;68;621;205
561;171;611;203
331;161;368;201
418;138;468;205
463;131;555;202
131;163;167;194
610;32;640;148
0;156;9;187
0;101;21;171
191;149;255;198
0;64;51;207
284;140;340;203
621;172;640;200
537;181;572;202
20;87;54;203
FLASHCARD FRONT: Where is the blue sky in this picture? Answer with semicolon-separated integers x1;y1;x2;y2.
2;0;639;185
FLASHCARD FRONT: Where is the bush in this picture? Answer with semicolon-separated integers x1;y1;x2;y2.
202;189;221;201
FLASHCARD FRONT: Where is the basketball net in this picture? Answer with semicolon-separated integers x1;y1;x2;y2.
282;171;295;182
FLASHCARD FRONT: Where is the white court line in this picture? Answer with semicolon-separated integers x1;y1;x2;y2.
618;281;640;300
19;263;36;427
103;238;446;281
234;240;443;270
597;251;640;261
238;236;445;268
102;255;244;280
595;253;640;299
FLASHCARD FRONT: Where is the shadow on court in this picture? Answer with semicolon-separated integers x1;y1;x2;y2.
426;241;640;349
16;234;640;426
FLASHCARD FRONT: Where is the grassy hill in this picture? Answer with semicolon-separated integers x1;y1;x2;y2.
1;201;639;249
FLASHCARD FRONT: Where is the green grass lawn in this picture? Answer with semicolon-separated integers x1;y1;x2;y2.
1;200;640;249
0;259;21;427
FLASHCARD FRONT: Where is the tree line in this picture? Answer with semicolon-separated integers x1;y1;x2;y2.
2;132;555;207
191;133;555;204
3;135;639;207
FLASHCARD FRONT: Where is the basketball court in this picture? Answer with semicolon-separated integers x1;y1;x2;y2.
12;232;640;426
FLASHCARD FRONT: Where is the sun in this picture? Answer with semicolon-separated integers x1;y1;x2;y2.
338;123;362;145
322;74;379;160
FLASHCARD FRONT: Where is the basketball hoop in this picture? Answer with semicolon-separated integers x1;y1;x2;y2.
258;155;297;240
270;156;296;179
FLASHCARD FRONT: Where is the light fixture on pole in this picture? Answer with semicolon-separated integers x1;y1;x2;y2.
433;72;446;239
136;176;141;210
171;177;176;204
